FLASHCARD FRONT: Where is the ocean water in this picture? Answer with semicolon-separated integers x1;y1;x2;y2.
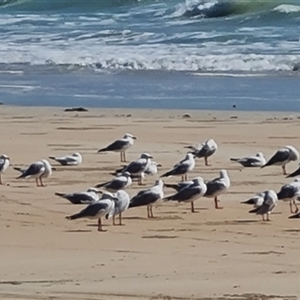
1;0;300;111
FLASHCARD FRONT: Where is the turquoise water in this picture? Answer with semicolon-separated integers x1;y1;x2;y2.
1;0;300;110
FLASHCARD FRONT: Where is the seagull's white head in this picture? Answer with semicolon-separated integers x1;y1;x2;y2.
154;179;164;188
152;161;162;167
285;145;299;161
115;190;130;202
220;169;228;178
124;133;137;140
41;159;53;177
72;152;82;157
192;177;204;185
206;139;218;150
186;153;195;160
256;152;264;158
141;153;153;159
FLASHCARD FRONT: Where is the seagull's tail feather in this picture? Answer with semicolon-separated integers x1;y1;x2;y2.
249;207;259;214
97;147;108;153
128;197;142;208
286;169;300;178
184;146;196;151
95;182;107;188
289;213;300;219
48;156;57;161
230;158;239;162
55;192;66;198
163;195;174;202
160;170;174;178
164;183;180;191
16;171;27;179
241;198;256;205
13;167;24;174
65;212;83;220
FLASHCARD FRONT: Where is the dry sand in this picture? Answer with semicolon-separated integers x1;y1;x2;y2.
0;106;300;300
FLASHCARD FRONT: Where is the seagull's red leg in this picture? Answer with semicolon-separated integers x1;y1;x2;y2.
191;201;195;213
98;218;106;232
282;165;287;175
214;197;223;209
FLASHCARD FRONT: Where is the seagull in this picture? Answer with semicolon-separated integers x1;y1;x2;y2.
95;171;132;192
66;195;115;232
230;152;266;168
286;164;300;178
55;187;101;204
0;154;10;184
129;179;164;218
15;159;53;187
261;146;299;175
112;153;153;185
204;169;230;209
241;192;265;207
277;179;300;213
160;153;195;181
107;190;130;225
185;139;218;166
97;133;137;162
130;161;162;182
249;190;278;221
49;152;82;166
164;177;207;213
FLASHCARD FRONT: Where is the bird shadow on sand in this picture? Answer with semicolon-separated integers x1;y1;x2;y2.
283;229;300;233
204;219;260;226
64;229;92;233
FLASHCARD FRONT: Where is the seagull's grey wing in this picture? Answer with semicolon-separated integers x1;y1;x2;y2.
287;166;300;178
263;149;290;167
204;180;226;197
172;163;189;175
194;145;212;158
238;157;262;167
277;185;298;200
18;162;44;178
105;177;127;190
166;185;200;202
99;139;128;152
69;201;110;219
56;156;78;165
249;203;271;215
55;192;96;204
125;160;146;174
164;181;193;192
129;191;159;208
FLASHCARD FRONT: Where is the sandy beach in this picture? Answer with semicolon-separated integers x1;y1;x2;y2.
1;106;300;300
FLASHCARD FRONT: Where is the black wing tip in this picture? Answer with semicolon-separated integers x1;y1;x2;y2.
289;213;300;219
55;192;65;197
65;216;72;220
97;148;107;153
241;200;254;205
230;158;238;162
249;208;258;213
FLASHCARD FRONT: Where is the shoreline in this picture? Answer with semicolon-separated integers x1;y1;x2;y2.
1;104;299;119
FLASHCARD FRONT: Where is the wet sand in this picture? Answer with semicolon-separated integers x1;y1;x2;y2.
0;106;300;300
